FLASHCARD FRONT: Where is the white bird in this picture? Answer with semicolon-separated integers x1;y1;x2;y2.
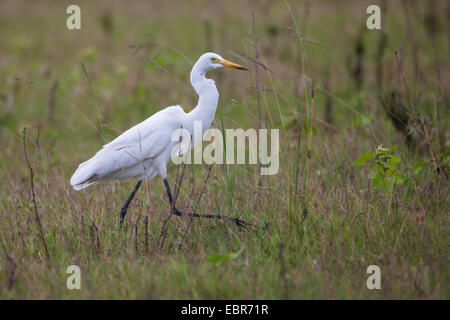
70;52;248;226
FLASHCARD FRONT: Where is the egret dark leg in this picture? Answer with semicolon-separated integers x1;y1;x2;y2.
119;180;142;227
163;178;248;228
163;178;183;216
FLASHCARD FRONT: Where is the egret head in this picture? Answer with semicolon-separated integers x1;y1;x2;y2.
196;52;248;73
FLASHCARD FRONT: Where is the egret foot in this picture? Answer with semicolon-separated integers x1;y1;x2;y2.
164;178;248;229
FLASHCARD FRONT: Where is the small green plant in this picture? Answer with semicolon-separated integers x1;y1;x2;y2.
207;248;243;266
354;145;405;194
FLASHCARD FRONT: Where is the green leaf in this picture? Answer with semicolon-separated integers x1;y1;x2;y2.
392;171;405;186
81;47;99;62
207;248;243;266
353;151;375;166
371;170;384;189
412;160;426;176
388;155;401;167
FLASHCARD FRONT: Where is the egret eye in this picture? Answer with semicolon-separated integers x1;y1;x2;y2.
211;57;216;62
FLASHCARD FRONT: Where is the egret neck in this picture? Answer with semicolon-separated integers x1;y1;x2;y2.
187;59;220;137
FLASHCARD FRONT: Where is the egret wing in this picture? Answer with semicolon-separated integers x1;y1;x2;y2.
96;106;184;173
71;106;184;186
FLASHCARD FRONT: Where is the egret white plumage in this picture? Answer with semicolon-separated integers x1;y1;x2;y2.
70;52;248;227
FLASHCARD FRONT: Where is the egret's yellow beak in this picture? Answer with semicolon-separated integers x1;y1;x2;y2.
219;59;248;70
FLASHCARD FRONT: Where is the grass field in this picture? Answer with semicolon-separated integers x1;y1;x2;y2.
0;0;448;299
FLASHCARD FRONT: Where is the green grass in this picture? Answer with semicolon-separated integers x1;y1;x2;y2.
0;0;448;299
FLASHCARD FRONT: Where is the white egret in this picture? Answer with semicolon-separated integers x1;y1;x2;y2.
70;52;248;227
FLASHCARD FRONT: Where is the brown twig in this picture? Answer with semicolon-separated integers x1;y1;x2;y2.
394;50;415;118
167;169;197;252
251;13;263;189
307;87;314;159
6;254;18;289
48;80;58;123
22;128;50;260
178;165;213;250
89;222;100;256
145;214;149;254
135;213;141;253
